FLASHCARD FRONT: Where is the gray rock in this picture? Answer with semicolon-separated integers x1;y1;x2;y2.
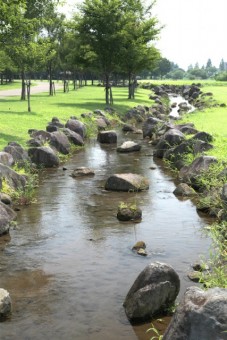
117;141;141;153
0;163;27;190
173;183;197;197
97;130;117;144
3;142;29;166
192;140;213;154
105;173;149;192
117;206;142;221
142;117;164;138
0;152;14;167
0;202;17;236
179;156;218;185
62;128;84;146
0;288;12;318
50;131;71;155
192;131;213;143
123;262;180;322
96;117;108;130
30;130;51;143
65;119;86;138
163;287;227;340
154;129;186;159
28;146;59;168
71;167;95;177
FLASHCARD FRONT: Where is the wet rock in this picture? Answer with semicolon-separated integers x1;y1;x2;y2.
122;124;136;132
136;248;147;256
71;167;95;177
163;287;227;340
187;271;201;282
3;142;29;166
97;130;117;144
123;262;180;322
179;156;218;186
117;141;141;153
50;131;71;155
28;146;59;168
0;202;17;236
132;241;146;250
117;205;142;221
0;288;11;319
173;183;197;197
65;119;86;139
0;193;12;206
62;128;84;146
105;173;149;192
0;163;27;190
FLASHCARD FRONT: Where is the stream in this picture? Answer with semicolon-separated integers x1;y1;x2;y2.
0;131;212;340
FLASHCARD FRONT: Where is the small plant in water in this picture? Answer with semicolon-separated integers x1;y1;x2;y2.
146;320;163;340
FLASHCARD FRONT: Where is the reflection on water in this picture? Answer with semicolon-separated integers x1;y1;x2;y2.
0;133;212;339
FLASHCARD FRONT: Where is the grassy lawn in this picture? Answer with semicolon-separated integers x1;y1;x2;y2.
0;84;152;149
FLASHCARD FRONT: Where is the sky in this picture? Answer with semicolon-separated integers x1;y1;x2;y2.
59;0;227;70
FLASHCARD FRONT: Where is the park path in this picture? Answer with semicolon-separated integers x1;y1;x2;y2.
0;81;62;97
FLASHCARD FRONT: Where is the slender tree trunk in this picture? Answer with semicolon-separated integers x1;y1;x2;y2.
128;73;132;99
105;74;110;105
27;80;31;112
49;62;53;96
21;70;26;100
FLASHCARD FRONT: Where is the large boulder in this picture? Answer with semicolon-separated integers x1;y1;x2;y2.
0;163;27;190
65;119;86;138
192;131;213;143
105;173;149;192
163;287;227;340
123;262;180;322
117;141;141;153
28;146;59;168
0;288;12;318
3;142;29;166
179;156;218;186
97;130;117;144
50;131;71;155
29;130;51;144
0;202;17;236
62;128;84;146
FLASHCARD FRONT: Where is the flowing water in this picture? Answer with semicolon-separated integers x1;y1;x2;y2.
0;131;212;340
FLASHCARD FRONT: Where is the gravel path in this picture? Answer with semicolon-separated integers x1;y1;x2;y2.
0;81;62;97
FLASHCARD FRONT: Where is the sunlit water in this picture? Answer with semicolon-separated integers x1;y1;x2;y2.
0;132;211;340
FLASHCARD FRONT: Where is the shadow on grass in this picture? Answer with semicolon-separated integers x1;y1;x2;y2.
0;110;38;116
0;132;25;146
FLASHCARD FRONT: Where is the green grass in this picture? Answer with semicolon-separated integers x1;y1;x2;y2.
0;80;25;90
0;84;152;149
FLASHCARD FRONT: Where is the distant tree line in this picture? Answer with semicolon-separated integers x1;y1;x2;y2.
141;57;227;81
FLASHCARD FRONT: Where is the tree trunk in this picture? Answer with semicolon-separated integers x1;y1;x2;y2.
27;80;31;112
128;73;132;99
49;62;53;96
105;74;110;105
21;71;26;100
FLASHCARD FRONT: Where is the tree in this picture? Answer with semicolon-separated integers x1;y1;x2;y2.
153;57;171;79
76;0;160;105
118;3;160;98
219;58;226;72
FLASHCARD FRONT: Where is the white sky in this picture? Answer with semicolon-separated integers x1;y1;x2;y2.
59;0;227;70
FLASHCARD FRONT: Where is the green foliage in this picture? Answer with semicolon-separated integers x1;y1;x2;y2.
200;222;227;288
2;162;38;205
